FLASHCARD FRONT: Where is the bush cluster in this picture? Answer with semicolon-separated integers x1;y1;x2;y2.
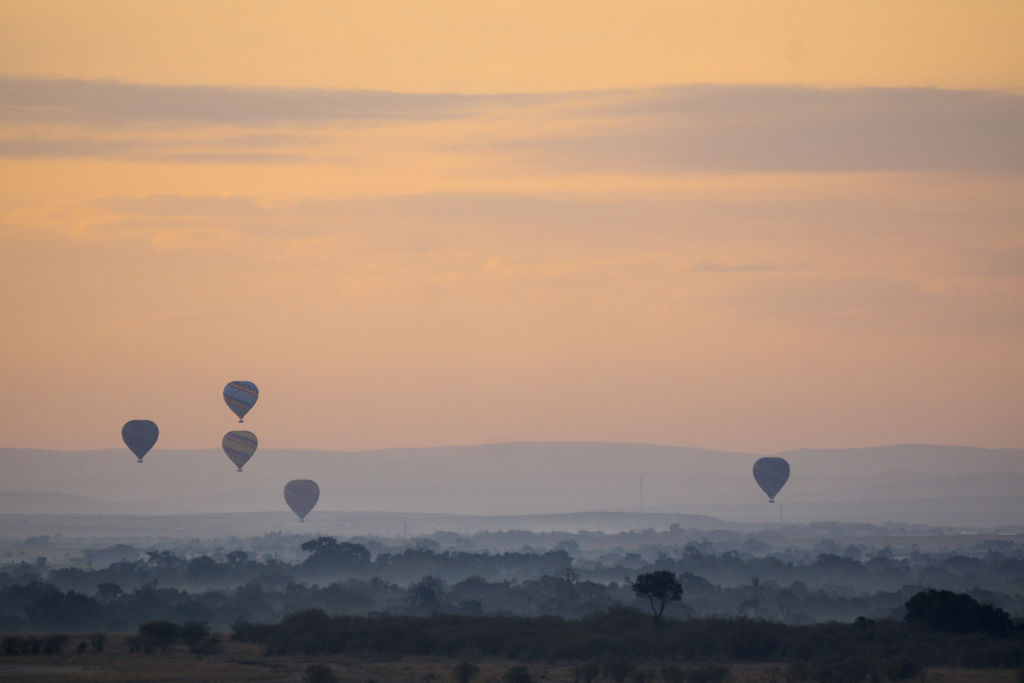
231;604;1023;670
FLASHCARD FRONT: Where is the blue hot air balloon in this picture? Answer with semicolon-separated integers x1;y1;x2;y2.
222;430;258;472
753;457;790;503
122;420;159;463
223;381;258;422
284;479;319;522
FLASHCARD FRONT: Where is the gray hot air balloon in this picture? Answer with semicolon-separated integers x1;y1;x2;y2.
753;457;790;503
222;430;258;472
122;420;159;463
223;381;258;423
284;479;319;522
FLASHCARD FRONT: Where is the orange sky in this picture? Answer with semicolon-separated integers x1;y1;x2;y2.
1;1;1022;452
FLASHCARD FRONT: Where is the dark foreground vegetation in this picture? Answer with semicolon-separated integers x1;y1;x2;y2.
2;524;1023;680
2;597;1022;683
3;528;1024;632
229;598;1023;669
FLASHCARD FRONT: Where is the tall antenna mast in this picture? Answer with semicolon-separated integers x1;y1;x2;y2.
639;475;645;514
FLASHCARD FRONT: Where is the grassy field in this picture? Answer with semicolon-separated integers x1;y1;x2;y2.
1;636;1023;683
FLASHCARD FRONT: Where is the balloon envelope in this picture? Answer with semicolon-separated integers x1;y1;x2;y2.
222;430;258;472
284;479;319;522
753;457;790;502
122;420;159;462
223;381;258;422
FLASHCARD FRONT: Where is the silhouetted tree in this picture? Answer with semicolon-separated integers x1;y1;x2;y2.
180;620;212;652
303;663;340;683
905;589;1014;636
300;537;340;555
300;537;371;571
632;570;682;629
226;550;248;565
95;582;122;601
185;556;225;583
408;575;444;614
138;620;180;653
453;660;481;683
25;587;98;630
146;550;184;571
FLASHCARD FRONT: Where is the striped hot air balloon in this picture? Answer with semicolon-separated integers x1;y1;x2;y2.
222;430;258;472
223;381;258;422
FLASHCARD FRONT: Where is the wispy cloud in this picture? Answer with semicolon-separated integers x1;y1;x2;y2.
505;85;1024;174
0;132;318;163
0;137;307;163
691;261;783;274
0;77;507;124
690;275;1024;334
2;78;1020;173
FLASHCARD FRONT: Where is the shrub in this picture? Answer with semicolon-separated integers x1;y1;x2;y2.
724;620;780;660
659;665;685;683
42;634;68;654
503;665;533;683
629;668;652;682
2;636;25;655
885;657;922;680
786;660;811;681
811;656;875;683
138;620;181;653
685;664;729;683
453;660;481;683
603;657;637;682
178;620;223;655
180;621;209;647
905;589;1014;636
303;664;340;683
575;661;601;683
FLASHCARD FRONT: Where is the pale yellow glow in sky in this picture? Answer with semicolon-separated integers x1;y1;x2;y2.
1;2;1022;453
2;1;1023;91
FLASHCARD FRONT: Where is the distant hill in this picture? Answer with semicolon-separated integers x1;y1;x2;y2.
0;509;741;541
0;442;1021;526
0;490;169;515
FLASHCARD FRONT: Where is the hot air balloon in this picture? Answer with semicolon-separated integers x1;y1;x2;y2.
122;420;159;463
223;381;258;422
753;457;790;503
284;479;319;522
222;430;258;472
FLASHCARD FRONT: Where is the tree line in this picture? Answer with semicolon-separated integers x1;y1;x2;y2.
1;534;1023;632
227;590;1021;671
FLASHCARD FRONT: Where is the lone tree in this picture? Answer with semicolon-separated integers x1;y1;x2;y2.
300;537;371;569
905;589;1014;636
632;570;683;629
